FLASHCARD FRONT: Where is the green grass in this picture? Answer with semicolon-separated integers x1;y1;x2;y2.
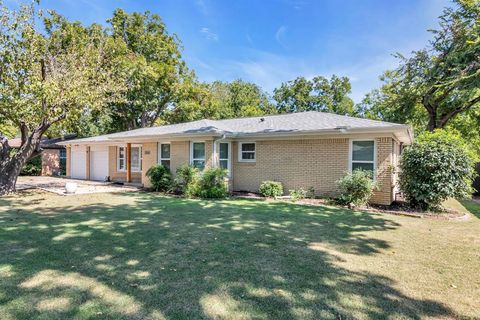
1;191;479;319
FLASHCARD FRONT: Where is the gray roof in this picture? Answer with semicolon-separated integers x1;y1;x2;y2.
63;111;413;144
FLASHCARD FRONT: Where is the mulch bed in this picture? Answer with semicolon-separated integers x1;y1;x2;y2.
231;191;470;221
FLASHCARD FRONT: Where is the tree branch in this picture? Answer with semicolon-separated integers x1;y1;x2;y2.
439;95;480;128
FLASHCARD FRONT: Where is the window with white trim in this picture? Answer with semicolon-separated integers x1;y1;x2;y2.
117;146;126;171
118;146;142;172
218;142;230;171
191;142;205;170
239;142;255;162
350;140;375;173
158;143;171;169
131;146;142;172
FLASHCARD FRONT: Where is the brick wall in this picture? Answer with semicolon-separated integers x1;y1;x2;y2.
231;137;396;205
41;149;60;176
141;142;157;188
232;139;349;197
370;137;394;205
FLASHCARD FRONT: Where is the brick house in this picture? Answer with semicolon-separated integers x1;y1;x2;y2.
11;135;76;176
60;112;413;205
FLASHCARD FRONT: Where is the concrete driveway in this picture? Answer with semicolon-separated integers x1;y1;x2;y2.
16;176;141;195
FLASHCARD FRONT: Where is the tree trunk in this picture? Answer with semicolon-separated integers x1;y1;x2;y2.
0;157;24;195
0;131;44;195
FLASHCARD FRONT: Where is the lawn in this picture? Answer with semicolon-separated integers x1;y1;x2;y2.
0;191;479;319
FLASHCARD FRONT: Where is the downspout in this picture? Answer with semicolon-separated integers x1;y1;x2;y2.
212;134;227;168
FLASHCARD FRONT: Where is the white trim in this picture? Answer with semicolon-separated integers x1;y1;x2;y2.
117;146;126;172
216;141;232;176
349;139;377;178
238;142;256;162
190;141;206;170
157;142;171;168
117;145;142;172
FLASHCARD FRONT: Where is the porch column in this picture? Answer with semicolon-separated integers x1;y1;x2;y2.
126;143;132;183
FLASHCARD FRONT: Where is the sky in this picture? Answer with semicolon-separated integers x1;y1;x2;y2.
11;0;451;102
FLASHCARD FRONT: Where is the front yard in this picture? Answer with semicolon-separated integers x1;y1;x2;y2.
0;191;479;319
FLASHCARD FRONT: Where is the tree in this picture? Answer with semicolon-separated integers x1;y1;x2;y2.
164;80;275;124
106;8;191;130
273;75;355;115
0;2;120;194
357;0;480;131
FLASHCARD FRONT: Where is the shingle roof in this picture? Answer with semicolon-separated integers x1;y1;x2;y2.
63;111;412;144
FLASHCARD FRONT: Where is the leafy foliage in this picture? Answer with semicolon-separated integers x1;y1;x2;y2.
106;8;191;130
173;164;199;195
0;2;121;194
165;80;275;124
399;130;476;211
193;168;228;199
357;0;480;134
259;181;284;198
146;164;172;192
19;155;41;176
336;170;377;207
289;188;308;202
274;75;355;115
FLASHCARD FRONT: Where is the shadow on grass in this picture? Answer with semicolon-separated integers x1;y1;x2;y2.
0;191;457;319
460;199;480;219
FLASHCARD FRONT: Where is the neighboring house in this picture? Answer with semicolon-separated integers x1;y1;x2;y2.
10;135;76;176
59;112;413;205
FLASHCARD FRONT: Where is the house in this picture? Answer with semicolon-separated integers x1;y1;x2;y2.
10;135;76;176
60;112;413;205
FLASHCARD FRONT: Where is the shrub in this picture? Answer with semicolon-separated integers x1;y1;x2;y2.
289;188;307;202
336;169;377;207
195;168;228;198
146;164;172;192
20;155;41;176
174;164;199;195
400;130;476;211
259;181;283;198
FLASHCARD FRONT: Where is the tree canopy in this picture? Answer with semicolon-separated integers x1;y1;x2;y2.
357;0;480;132
273;75;355;115
0;2;121;193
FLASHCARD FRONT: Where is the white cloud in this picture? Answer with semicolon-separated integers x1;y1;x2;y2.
195;0;208;16
199;27;219;41
275;25;288;48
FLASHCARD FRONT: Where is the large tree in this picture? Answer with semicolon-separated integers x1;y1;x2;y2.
0;2;120;194
106;9;190;130
273;75;355;115
165;80;275;124
357;0;480;131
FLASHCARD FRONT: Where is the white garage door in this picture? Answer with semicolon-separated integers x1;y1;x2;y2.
90;146;109;181
71;146;87;179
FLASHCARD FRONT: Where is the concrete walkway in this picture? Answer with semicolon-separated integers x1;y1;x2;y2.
16;176;141;195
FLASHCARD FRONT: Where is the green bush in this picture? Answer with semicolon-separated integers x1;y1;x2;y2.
289;188;307;202
20;155;42;176
400;130;476;211
336;169;377;207
146;164;172;192
195;168;228;198
259;181;283;198
173;164;199;195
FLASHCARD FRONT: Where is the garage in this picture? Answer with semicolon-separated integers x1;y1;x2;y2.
90;145;109;181
70;145;87;179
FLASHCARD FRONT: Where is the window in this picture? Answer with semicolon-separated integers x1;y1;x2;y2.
191;142;205;170
350;140;375;173
158;143;171;169
59;149;67;175
117;146;142;172
239;142;255;162
118;146;126;171
218;142;230;172
131;146;142;172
